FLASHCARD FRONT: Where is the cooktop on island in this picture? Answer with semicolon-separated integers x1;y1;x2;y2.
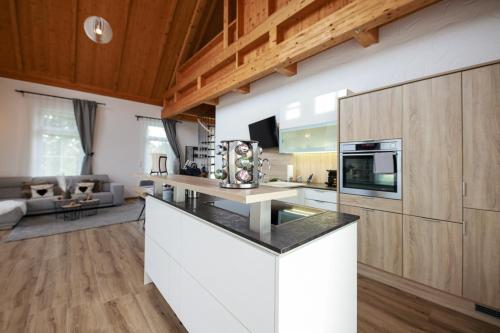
205;199;325;226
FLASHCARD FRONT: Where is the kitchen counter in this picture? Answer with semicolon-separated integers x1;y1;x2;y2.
263;181;337;191
150;192;356;254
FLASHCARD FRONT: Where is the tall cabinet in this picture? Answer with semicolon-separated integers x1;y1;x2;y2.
339;62;500;312
402;73;463;223
462;63;500;310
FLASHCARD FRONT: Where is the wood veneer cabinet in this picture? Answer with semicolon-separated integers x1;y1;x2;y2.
402;73;463;222
340;205;403;276
339;86;402;142
463;208;500;309
463;63;500;212
403;216;462;296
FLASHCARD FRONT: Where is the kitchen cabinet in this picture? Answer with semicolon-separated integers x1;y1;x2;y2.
279;123;336;153
403;216;462;296
339;193;402;214
339;86;402;142
463;209;500;309
463;64;500;212
340;205;402;275
402;73;463;222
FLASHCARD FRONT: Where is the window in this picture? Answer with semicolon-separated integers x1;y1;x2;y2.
31;98;83;176
143;121;174;174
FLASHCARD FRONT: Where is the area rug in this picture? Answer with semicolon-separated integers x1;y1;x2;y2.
4;201;142;242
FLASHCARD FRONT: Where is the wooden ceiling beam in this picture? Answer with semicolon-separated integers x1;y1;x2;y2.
233;84;250;94
168;0;210;88
192;0;219;53
8;0;23;71
276;63;297;77
112;0;132;91
70;0;79;82
149;0;179;98
354;27;379;47
162;0;439;118
223;0;230;48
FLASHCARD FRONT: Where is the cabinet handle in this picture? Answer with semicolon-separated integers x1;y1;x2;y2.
462;181;466;197
463;220;467;236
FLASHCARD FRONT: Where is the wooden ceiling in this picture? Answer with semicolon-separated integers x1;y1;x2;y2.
0;0;223;106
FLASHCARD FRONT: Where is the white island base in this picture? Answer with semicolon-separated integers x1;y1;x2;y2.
144;196;357;333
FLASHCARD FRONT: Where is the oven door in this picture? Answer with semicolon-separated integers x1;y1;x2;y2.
340;152;401;199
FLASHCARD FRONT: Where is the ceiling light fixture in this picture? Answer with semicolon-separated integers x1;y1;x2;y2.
84;16;112;44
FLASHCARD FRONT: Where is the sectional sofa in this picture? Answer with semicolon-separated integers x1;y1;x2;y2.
0;174;124;229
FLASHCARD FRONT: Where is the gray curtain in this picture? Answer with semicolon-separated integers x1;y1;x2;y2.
162;119;181;174
73;99;97;175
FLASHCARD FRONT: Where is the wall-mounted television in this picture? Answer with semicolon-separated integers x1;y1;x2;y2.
248;116;279;149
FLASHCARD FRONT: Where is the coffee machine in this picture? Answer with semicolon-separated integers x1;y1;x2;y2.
326;169;337;188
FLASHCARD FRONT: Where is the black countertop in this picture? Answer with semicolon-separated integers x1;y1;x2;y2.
150;192;358;254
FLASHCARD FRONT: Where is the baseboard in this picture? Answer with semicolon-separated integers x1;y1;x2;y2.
358;263;500;328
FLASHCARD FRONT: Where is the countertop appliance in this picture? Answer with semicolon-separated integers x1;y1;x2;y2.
340;139;402;199
215;140;267;189
206;199;325;226
326;169;337;188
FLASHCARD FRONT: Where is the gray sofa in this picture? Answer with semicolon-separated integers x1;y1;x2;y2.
0;174;124;229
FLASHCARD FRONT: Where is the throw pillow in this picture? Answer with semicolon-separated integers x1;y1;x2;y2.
81;179;102;193
75;182;94;194
31;184;54;198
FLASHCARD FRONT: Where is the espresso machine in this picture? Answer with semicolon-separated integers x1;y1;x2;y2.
215;140;267;189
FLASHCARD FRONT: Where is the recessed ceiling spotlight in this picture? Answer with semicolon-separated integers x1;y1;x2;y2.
84;16;112;44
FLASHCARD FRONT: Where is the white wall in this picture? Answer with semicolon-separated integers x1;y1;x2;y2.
216;0;500;146
0;77;197;196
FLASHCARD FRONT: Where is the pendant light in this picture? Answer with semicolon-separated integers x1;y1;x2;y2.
84;16;113;44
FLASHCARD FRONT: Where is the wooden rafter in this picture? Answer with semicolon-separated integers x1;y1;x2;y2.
70;0;79;82
150;0;179;98
354;27;379;48
168;0;210;88
113;0;132;91
8;0;23;71
162;0;438;118
192;0;219;53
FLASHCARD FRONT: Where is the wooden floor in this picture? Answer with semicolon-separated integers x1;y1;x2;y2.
0;222;498;333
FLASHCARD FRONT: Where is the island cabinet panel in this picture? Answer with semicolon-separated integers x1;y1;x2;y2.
339;86;402;142
145;198;182;259
179;213;276;333
463;63;500;212
402;73;463;222
340;205;402;275
403;216;463;296
179;268;249;333
463;209;500;309
277;223;357;333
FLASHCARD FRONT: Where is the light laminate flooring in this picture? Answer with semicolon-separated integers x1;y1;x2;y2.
0;222;498;332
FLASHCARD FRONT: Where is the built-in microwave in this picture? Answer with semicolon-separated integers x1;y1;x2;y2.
339;139;402;200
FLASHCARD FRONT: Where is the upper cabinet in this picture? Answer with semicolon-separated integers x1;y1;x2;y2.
463;64;500;212
279;123;336;153
402;73;463;223
279;89;350;130
339;86;402;142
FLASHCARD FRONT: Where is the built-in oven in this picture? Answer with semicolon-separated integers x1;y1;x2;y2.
340;139;402;200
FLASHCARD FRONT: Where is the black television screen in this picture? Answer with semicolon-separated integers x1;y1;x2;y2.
248;116;279;148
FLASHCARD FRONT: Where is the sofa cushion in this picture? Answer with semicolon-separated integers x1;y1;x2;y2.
0;177;32;199
26;197;58;214
0;200;27;229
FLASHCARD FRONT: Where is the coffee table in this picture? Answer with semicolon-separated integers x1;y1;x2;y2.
61;203;82;221
54;198;101;221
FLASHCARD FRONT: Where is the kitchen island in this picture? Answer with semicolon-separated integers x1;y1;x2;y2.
143;175;358;333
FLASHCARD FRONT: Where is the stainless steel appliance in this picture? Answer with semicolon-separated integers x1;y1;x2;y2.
340;139;402;199
215;140;267;189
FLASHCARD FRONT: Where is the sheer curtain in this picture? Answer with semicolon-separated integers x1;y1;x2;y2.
29;95;83;176
138;117;175;174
